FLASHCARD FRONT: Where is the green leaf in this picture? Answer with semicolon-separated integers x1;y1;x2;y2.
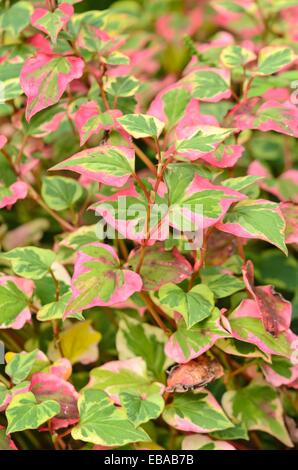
247;72;297;98
21;54;84;120
0;1;33;36
212;1;246;13
159;283;214;328
89;357;159;398
0;62;23;101
119;383;164;427
165;308;230;363
59;225;98;251
71;389;149;446
31;5;71;44
163;392;233;433
210;422;249;441
219;199;287;254
216;338;270;361
222;382;293;446
222;175;263;193
253;250;298;293
162;88;190;129
264;356;293;379
176;127;233;155
185;70;230;101
0;384;10;410
117;113;165;138
258;46;295;75
220;45;256;68
229;314;292;357
105;75;140;97
0;281;29;328
37;292;79;321
200;268;244;298
41;176;84;211
65;244;130;314
6;392;60;434
5;350;38;385
51;145;135;187
116;316;171;381
128;245;191;291
0;427;16;450
164;164;242;225
2;247;55;279
106;51;130;66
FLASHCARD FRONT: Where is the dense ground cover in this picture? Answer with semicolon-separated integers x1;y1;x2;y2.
0;0;298;451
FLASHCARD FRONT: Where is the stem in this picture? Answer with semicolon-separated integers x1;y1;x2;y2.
0;373;10;387
135;244;146;274
15;134;29;171
242;76;254;100
132;143;157;175
135;154;172;274
29;187;75;232
154;137;162;164
237;238;246;261
250;431;263;450
140;292;171;335
116;235;129;261
54;427;73;450
188;228;212;290
49;268;60;301
100;83;110;111
0;331;23;351
228;360;256;379
49;269;63;357
132;172;151;201
23;429;43;450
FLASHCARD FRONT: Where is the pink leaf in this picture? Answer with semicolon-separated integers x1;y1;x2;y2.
182;434;236;450
27;33;53;54
216;198;287;254
200;144;244;168
183;67;231;102
48;358;72;381
249;162;298;203
165;309;230;363
20;53;84;120
227;97;298;137
0;426;18;450
228;298;293;357
0;135;8;149
31;4;73;44
73;101;122;146
0;181;28;209
50;144;134;187
242;260;292;336
0;276;34;329
127;245;192;291
30;372;79;431
65;243;142;316
262;339;298;388
280;202;298;245
184;174;246;229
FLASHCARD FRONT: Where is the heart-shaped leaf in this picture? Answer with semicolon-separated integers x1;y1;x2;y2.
159;283;214;328
71;389;149;446
6;392;60;434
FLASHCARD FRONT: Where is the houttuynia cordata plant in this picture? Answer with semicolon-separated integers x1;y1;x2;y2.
0;0;298;451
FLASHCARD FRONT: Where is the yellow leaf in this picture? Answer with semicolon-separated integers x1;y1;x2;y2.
5;352;16;363
59;321;101;365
